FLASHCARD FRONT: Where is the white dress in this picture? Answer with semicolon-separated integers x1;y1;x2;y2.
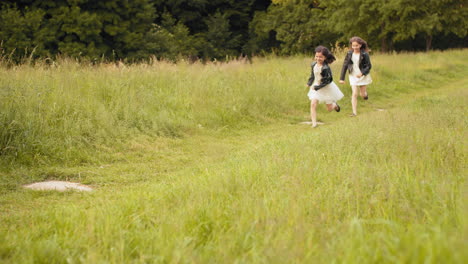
307;64;344;104
349;52;372;86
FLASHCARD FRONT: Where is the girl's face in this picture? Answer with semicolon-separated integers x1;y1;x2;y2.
351;41;362;52
315;52;325;64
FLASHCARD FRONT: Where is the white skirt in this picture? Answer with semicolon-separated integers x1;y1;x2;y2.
308;82;344;104
349;73;372;86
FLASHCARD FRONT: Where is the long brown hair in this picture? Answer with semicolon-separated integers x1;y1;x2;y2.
315;45;336;64
349;36;370;52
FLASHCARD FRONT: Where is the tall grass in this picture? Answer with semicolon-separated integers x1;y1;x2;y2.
1;50;467;167
0;58;302;166
0;50;467;263
0;74;466;263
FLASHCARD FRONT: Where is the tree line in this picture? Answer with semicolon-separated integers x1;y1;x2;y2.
0;0;466;62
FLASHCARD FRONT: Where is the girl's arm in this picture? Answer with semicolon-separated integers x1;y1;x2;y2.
306;63;315;87
361;52;372;75
314;66;332;90
340;52;351;81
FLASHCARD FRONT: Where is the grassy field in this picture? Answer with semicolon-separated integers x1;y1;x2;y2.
0;50;467;263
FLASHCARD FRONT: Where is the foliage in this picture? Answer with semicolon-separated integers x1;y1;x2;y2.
0;6;50;60
0;0;466;60
247;0;338;55
319;0;468;51
202;11;242;58
143;13;200;61
0;0;156;61
389;0;468;50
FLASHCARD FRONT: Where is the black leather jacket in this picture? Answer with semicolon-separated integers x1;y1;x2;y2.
307;62;333;90
340;51;372;81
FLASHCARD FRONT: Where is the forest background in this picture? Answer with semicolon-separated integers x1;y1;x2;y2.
0;0;467;62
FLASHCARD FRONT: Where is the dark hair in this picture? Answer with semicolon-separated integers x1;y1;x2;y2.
315;45;336;64
349;36;370;52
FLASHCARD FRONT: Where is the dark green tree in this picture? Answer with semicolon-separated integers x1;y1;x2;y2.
0;0;156;61
47;3;103;58
88;0;156;60
201;11;241;58
389;0;468;51
143;13;200;61
1;0;466;61
247;0;335;55
319;0;468;52
0;5;51;60
318;0;396;52
150;0;270;58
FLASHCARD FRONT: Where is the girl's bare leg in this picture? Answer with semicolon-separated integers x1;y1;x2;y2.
310;99;318;127
360;85;368;99
326;103;337;112
351;85;358;115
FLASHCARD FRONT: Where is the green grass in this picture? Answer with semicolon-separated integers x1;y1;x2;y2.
1;50;466;168
0;50;467;263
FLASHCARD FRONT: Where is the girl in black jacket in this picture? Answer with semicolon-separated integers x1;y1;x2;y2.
339;36;372;116
306;46;344;128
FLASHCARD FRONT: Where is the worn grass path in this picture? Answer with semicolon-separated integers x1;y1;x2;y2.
0;75;467;263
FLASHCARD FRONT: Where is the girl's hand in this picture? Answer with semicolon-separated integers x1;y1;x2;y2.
356;73;363;78
339;80;345;84
305;84;310;88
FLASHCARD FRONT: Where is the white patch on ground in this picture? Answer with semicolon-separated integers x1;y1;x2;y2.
23;181;93;192
299;121;325;125
376;109;386;111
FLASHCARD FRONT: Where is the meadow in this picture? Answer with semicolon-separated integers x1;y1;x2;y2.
0;50;467;263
